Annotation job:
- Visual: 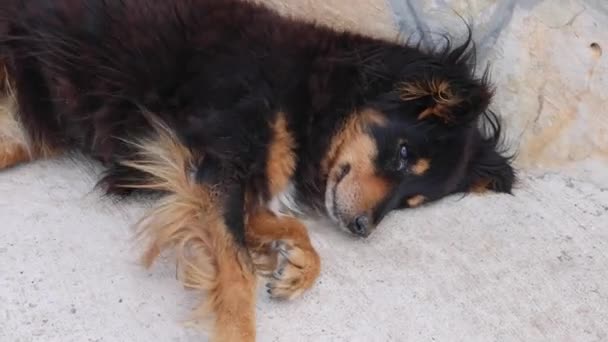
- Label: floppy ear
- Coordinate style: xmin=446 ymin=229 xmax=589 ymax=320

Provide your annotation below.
xmin=398 ymin=77 xmax=492 ymax=124
xmin=466 ymin=137 xmax=515 ymax=194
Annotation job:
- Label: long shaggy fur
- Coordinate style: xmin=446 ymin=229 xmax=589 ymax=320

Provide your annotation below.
xmin=0 ymin=0 xmax=517 ymax=340
xmin=120 ymin=115 xmax=218 ymax=280
xmin=0 ymin=69 xmax=25 ymax=143
xmin=0 ymin=69 xmax=33 ymax=168
xmin=0 ymin=66 xmax=56 ymax=164
xmin=119 ymin=115 xmax=256 ymax=339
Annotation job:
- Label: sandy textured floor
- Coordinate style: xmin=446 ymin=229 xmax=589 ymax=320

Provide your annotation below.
xmin=2 ymin=0 xmax=608 ymax=341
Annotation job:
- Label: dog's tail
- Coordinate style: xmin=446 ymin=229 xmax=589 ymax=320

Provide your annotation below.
xmin=118 ymin=113 xmax=257 ymax=342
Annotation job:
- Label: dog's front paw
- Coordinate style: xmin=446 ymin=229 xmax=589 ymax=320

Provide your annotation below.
xmin=266 ymin=241 xmax=320 ymax=300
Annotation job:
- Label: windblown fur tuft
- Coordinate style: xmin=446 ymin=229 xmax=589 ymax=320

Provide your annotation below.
xmin=121 ymin=115 xmax=219 ymax=310
xmin=119 ymin=115 xmax=256 ymax=339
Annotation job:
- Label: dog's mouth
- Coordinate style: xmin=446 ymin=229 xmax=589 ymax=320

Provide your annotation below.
xmin=323 ymin=163 xmax=377 ymax=238
xmin=324 ymin=164 xmax=351 ymax=229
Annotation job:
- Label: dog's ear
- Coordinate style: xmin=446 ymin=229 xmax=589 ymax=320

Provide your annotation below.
xmin=463 ymin=134 xmax=515 ymax=194
xmin=398 ymin=76 xmax=493 ymax=125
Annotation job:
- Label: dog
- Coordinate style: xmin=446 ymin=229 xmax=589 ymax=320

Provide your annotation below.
xmin=0 ymin=0 xmax=515 ymax=340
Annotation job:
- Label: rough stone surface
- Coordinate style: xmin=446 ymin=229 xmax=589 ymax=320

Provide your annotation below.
xmin=389 ymin=0 xmax=608 ymax=175
xmin=252 ymin=0 xmax=398 ymax=40
xmin=2 ymin=1 xmax=607 ymax=341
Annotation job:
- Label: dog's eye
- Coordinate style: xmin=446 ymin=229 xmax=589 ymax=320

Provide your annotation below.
xmin=396 ymin=144 xmax=408 ymax=171
xmin=399 ymin=145 xmax=408 ymax=159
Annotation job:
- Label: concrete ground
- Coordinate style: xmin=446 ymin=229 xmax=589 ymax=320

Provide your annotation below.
xmin=2 ymin=1 xmax=608 ymax=341
xmin=2 ymin=157 xmax=608 ymax=342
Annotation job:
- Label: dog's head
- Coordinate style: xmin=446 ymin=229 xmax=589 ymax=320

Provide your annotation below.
xmin=320 ymin=37 xmax=515 ymax=237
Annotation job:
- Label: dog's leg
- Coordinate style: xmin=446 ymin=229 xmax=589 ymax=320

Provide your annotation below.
xmin=118 ymin=121 xmax=257 ymax=342
xmin=208 ymin=235 xmax=257 ymax=342
xmin=137 ymin=194 xmax=257 ymax=342
xmin=247 ymin=209 xmax=321 ymax=300
xmin=205 ymin=184 xmax=257 ymax=342
xmin=134 ymin=186 xmax=257 ymax=342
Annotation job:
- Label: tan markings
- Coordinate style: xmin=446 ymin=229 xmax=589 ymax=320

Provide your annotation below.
xmin=399 ymin=79 xmax=460 ymax=104
xmin=399 ymin=79 xmax=462 ymax=122
xmin=266 ymin=112 xmax=296 ymax=197
xmin=321 ymin=108 xmax=386 ymax=175
xmin=470 ymin=178 xmax=492 ymax=193
xmin=210 ymin=246 xmax=256 ymax=342
xmin=341 ymin=127 xmax=390 ymax=214
xmin=411 ymin=158 xmax=431 ymax=176
xmin=247 ymin=209 xmax=320 ymax=300
xmin=417 ymin=103 xmax=452 ymax=121
xmin=358 ymin=172 xmax=391 ymax=214
xmin=0 ymin=142 xmax=30 ymax=169
xmin=326 ymin=117 xmax=391 ymax=219
xmin=321 ymin=116 xmax=358 ymax=176
xmin=0 ymin=64 xmax=57 ymax=169
xmin=1 ymin=73 xmax=31 ymax=169
xmin=360 ymin=107 xmax=388 ymax=127
xmin=120 ymin=116 xmax=256 ymax=342
xmin=407 ymin=195 xmax=426 ymax=207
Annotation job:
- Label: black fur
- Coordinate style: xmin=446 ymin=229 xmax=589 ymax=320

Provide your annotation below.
xmin=0 ymin=0 xmax=515 ymax=242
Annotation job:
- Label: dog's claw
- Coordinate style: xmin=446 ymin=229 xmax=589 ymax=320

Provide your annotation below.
xmin=272 ymin=268 xmax=283 ymax=279
xmin=265 ymin=240 xmax=320 ymax=301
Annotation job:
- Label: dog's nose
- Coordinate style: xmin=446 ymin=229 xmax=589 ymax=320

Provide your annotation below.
xmin=349 ymin=215 xmax=371 ymax=237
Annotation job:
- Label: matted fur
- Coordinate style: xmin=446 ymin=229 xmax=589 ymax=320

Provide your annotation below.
xmin=118 ymin=116 xmax=256 ymax=341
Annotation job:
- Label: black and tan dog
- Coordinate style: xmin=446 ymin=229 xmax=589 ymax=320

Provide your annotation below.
xmin=0 ymin=0 xmax=515 ymax=340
